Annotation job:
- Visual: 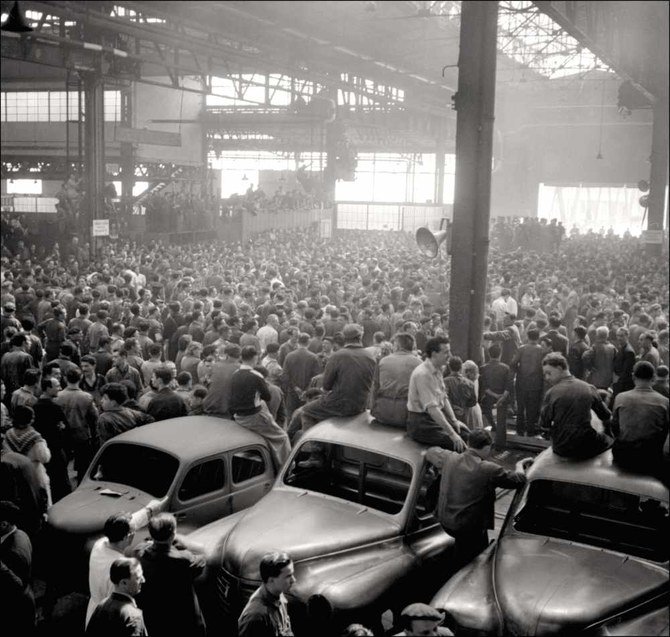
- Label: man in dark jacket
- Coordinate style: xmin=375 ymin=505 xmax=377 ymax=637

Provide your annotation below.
xmin=281 ymin=333 xmax=321 ymax=421
xmin=131 ymin=514 xmax=206 ymax=637
xmin=612 ymin=326 xmax=637 ymax=399
xmin=443 ymin=356 xmax=477 ymax=422
xmin=301 ymin=324 xmax=376 ymax=430
xmin=146 ymin=368 xmax=187 ymax=422
xmin=510 ymin=328 xmax=545 ymax=436
xmin=426 ymin=430 xmax=530 ymax=569
xmin=86 ymin=557 xmax=147 ymax=636
xmin=539 ymin=352 xmax=613 ymax=459
xmin=32 ymin=377 xmax=72 ymax=503
xmin=0 ymin=501 xmax=36 ymax=634
xmin=479 ymin=344 xmax=513 ymax=433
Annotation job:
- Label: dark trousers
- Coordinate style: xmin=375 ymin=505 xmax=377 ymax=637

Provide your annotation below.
xmin=480 ymin=397 xmax=508 ymax=432
xmin=449 ymin=528 xmax=489 ymax=570
xmin=407 ymin=412 xmax=468 ymax=450
xmin=285 ymin=390 xmax=304 ymax=423
xmin=515 ymin=384 xmax=543 ymax=435
xmin=72 ymin=440 xmax=95 ymax=484
xmin=612 ymin=442 xmax=670 ymax=489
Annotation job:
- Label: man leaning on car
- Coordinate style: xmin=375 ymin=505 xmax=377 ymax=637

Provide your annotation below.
xmin=426 ymin=429 xmax=531 ymax=568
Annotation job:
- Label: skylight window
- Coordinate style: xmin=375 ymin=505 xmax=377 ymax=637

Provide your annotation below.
xmin=446 ymin=0 xmax=614 ymax=79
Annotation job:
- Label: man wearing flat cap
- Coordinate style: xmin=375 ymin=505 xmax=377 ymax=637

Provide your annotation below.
xmin=393 ymin=603 xmax=452 ymax=636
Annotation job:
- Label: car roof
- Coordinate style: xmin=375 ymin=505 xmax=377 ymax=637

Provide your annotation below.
xmin=301 ymin=411 xmax=428 ymax=465
xmin=106 ymin=415 xmax=266 ymax=460
xmin=527 ymin=448 xmax=668 ymax=502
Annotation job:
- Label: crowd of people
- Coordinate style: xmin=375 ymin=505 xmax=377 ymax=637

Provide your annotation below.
xmin=1 ymin=220 xmax=668 ymax=635
xmin=144 ymin=190 xmax=219 ymax=234
xmin=221 ymin=182 xmax=324 ymax=219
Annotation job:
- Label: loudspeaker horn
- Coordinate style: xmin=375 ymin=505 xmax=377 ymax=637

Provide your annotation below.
xmin=416 ymin=224 xmax=450 ymax=258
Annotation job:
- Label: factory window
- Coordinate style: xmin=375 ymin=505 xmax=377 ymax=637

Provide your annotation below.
xmin=7 ymin=179 xmax=43 ymax=195
xmin=1 ymin=90 xmax=120 ymax=122
xmin=49 ymin=91 xmax=81 ymax=122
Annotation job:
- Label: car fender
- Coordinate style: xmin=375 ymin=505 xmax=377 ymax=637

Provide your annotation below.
xmin=431 ymin=543 xmax=502 ymax=636
xmin=289 ymin=537 xmax=414 ymax=612
xmin=186 ymin=508 xmax=250 ymax=562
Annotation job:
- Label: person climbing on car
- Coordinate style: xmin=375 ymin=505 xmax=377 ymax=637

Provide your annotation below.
xmin=426 ymin=429 xmax=532 ymax=569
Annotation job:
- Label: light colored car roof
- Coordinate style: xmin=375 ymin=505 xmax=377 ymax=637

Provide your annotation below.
xmin=301 ymin=411 xmax=428 ymax=465
xmin=106 ymin=415 xmax=266 ymax=460
xmin=528 ymin=448 xmax=668 ymax=502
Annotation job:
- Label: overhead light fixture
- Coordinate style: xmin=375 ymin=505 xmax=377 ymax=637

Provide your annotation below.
xmin=1 ymin=1 xmax=33 ymax=32
xmin=242 ymin=174 xmax=249 ymax=181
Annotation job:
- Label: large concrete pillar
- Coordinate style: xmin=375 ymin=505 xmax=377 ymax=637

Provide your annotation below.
xmin=83 ymin=72 xmax=105 ymax=257
xmin=448 ymin=1 xmax=499 ymax=363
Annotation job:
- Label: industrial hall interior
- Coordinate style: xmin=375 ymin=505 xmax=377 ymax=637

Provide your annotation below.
xmin=1 ymin=1 xmax=669 ymax=636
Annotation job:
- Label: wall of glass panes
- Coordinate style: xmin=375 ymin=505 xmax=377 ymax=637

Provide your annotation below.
xmin=336 ymin=203 xmax=450 ymax=232
xmin=0 ymin=91 xmax=121 ymax=122
xmin=206 ymin=150 xmax=456 ymax=211
xmin=536 ymin=183 xmax=666 ymax=237
xmin=335 ymin=153 xmax=456 ymax=206
xmin=208 ymin=150 xmax=325 ymax=197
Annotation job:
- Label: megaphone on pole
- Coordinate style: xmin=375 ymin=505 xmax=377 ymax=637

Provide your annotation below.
xmin=416 ymin=219 xmax=452 ymax=258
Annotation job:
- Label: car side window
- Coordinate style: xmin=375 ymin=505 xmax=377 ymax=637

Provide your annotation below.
xmin=232 ymin=449 xmax=266 ymax=484
xmin=178 ymin=458 xmax=225 ymax=501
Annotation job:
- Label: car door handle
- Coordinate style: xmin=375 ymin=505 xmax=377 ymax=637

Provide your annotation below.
xmin=174 ymin=512 xmax=187 ymax=520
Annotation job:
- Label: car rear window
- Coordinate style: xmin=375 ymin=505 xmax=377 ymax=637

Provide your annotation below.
xmin=513 ymin=479 xmax=669 ymax=562
xmin=283 ymin=442 xmax=412 ymax=515
xmin=91 ymin=443 xmax=179 ymax=498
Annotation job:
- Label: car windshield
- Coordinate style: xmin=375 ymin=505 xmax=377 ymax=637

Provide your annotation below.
xmin=513 ymin=479 xmax=669 ymax=562
xmin=90 ymin=443 xmax=179 ymax=498
xmin=283 ymin=441 xmax=412 ymax=515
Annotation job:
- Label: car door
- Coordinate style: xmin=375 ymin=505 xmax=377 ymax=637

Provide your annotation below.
xmin=405 ymin=462 xmax=454 ymax=568
xmin=171 ymin=454 xmax=231 ymax=532
xmin=228 ymin=445 xmax=274 ymax=513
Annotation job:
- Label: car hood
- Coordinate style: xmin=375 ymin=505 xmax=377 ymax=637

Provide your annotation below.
xmin=494 ymin=535 xmax=669 ymax=636
xmin=47 ymin=482 xmax=152 ymax=535
xmin=222 ymin=488 xmax=401 ymax=580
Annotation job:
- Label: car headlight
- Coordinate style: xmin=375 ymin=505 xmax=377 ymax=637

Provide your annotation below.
xmin=308 ymin=594 xmax=333 ymax=622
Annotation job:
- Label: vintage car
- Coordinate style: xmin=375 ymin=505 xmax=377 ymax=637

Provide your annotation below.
xmin=189 ymin=412 xmax=456 ymax=635
xmin=46 ymin=415 xmax=276 ymax=589
xmin=430 ymin=448 xmax=669 ymax=636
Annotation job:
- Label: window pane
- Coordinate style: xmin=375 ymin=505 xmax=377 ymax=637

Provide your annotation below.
xmin=232 ymin=449 xmax=266 ymax=483
xmin=514 ymin=479 xmax=669 ymax=562
xmin=91 ymin=443 xmax=179 ymax=498
xmin=284 ymin=442 xmax=412 ymax=515
xmin=7 ymin=179 xmax=43 ymax=195
xmin=178 ymin=459 xmax=226 ymax=501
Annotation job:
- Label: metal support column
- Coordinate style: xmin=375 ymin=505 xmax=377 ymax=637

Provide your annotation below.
xmin=646 ymin=98 xmax=669 ymax=256
xmin=119 ymin=86 xmax=134 ymax=235
xmin=324 ymin=121 xmax=338 ymax=232
xmin=83 ymin=72 xmax=105 ymax=258
xmin=448 ymin=1 xmax=499 ymax=364
xmin=434 ymin=125 xmax=446 ymax=205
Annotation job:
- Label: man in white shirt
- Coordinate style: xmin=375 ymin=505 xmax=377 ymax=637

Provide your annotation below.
xmin=491 ymin=288 xmax=518 ymax=330
xmin=85 ymin=499 xmax=165 ymax=628
xmin=257 ymin=314 xmax=280 ymax=355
